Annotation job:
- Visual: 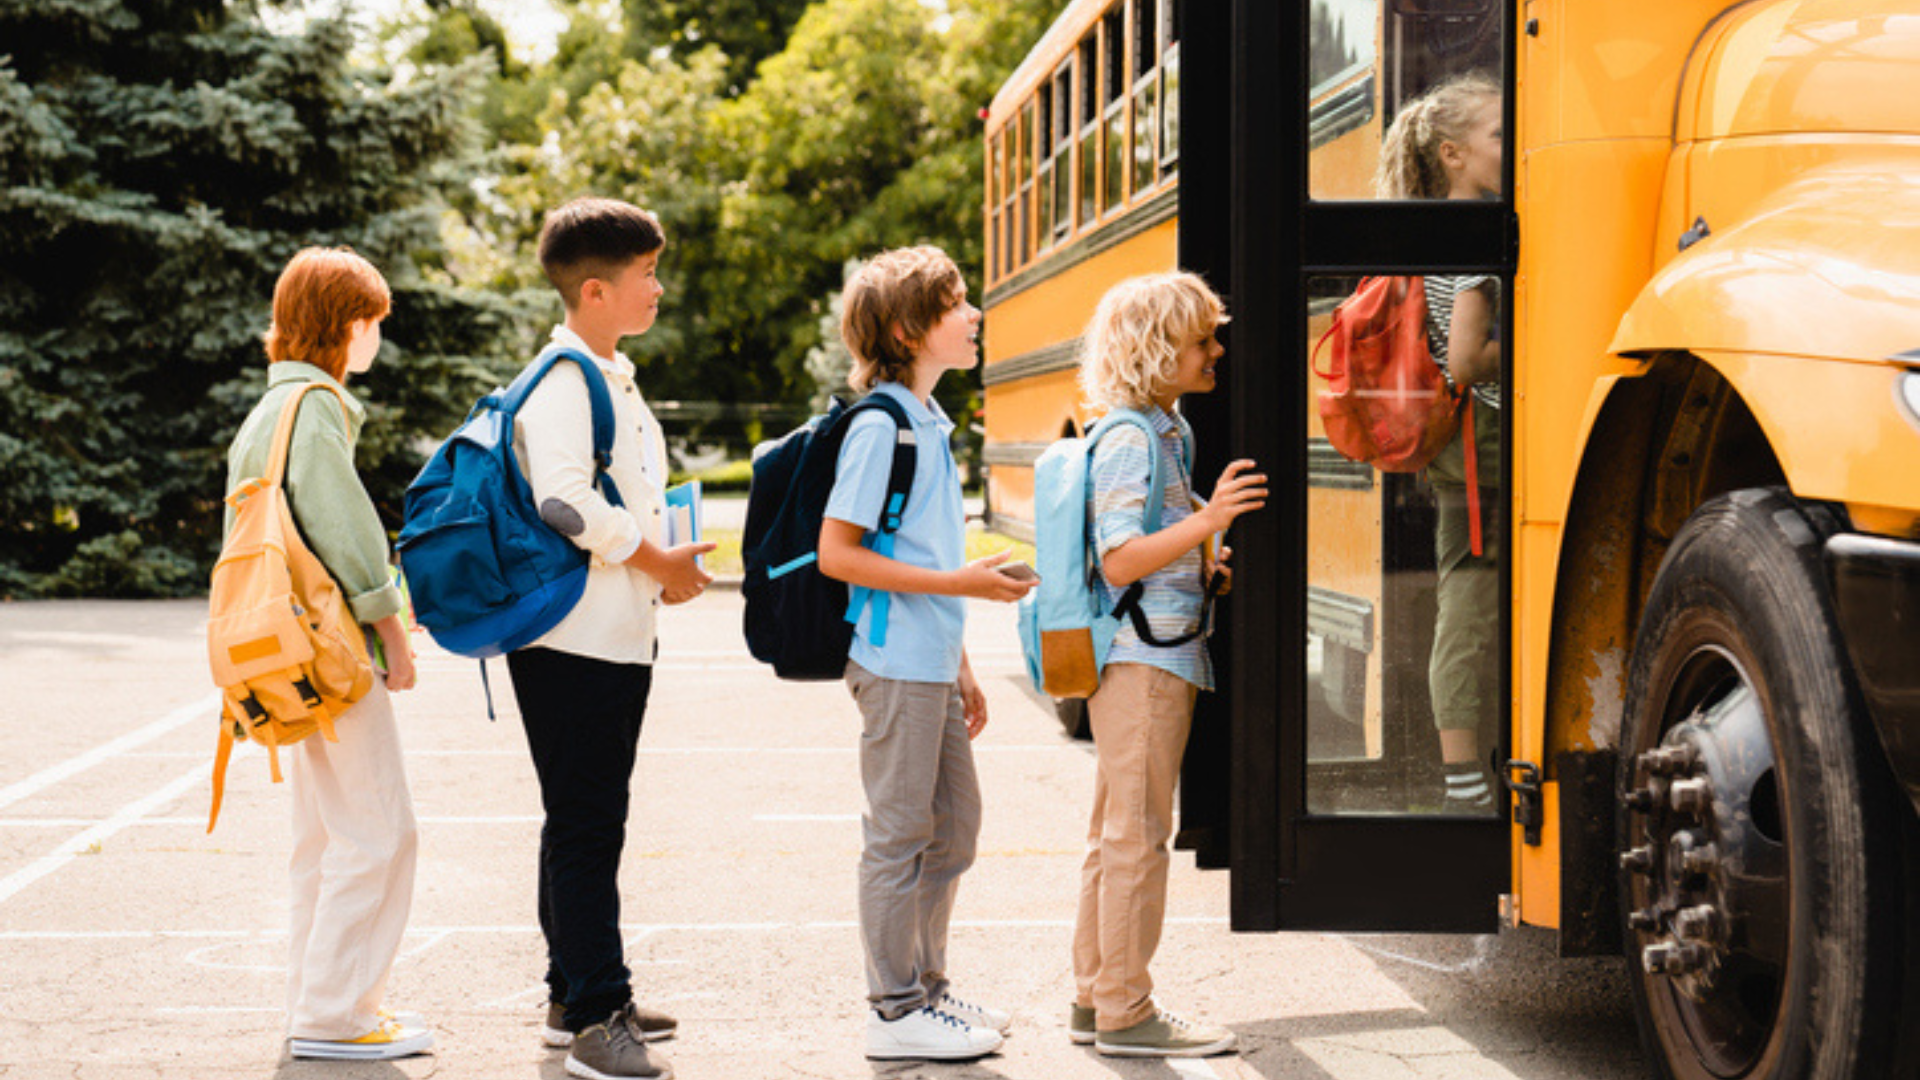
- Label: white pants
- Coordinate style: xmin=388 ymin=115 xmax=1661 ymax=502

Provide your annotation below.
xmin=285 ymin=679 xmax=419 ymax=1040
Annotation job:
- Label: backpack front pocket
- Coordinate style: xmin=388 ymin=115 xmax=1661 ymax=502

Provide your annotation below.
xmin=399 ymin=515 xmax=517 ymax=625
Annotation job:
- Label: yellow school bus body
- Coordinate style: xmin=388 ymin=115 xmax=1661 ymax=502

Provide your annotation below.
xmin=991 ymin=0 xmax=1920 ymax=1071
xmin=1513 ymin=0 xmax=1920 ymax=928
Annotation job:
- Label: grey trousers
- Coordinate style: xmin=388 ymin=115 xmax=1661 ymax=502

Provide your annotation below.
xmin=846 ymin=660 xmax=983 ymax=1019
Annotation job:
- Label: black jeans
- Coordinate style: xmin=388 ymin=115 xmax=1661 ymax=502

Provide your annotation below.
xmin=506 ymin=646 xmax=652 ymax=1031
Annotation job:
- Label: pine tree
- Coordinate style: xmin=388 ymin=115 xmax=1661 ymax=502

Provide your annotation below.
xmin=0 ymin=0 xmax=523 ymax=597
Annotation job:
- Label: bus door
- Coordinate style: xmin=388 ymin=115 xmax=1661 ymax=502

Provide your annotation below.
xmin=1179 ymin=0 xmax=1516 ymax=932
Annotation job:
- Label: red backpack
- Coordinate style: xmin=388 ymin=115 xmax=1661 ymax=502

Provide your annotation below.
xmin=1312 ymin=275 xmax=1482 ymax=554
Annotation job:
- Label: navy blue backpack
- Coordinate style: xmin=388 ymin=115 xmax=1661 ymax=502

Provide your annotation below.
xmin=397 ymin=347 xmax=624 ymax=661
xmin=742 ymin=394 xmax=914 ymax=680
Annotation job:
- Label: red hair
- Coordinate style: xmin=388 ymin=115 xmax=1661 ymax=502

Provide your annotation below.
xmin=263 ymin=247 xmax=392 ymax=380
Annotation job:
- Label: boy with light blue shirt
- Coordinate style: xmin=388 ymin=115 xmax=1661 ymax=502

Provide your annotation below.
xmin=816 ymin=246 xmax=1037 ymax=1063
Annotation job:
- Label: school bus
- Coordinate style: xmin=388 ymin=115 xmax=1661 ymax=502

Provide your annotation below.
xmin=982 ymin=2 xmax=1920 ymax=1077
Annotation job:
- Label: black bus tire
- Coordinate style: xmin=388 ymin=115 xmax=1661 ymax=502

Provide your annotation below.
xmin=1617 ymin=488 xmax=1902 ymax=1080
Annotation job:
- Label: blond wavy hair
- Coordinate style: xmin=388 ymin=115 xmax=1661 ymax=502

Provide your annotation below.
xmin=1374 ymin=71 xmax=1499 ymax=200
xmin=1078 ymin=271 xmax=1228 ymax=410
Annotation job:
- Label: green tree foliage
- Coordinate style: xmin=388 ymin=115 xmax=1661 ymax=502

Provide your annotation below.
xmin=0 ymin=0 xmax=521 ymax=598
xmin=624 ymin=0 xmax=813 ymax=95
xmin=466 ymin=0 xmax=1056 ymax=418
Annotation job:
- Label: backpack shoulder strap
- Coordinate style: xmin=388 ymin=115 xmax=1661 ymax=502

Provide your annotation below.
xmin=844 ymin=393 xmax=916 ymax=537
xmin=264 ymin=382 xmax=351 ymax=490
xmin=499 ymin=346 xmax=625 ymax=508
xmin=841 ymin=392 xmax=920 ymax=650
xmin=1087 ymin=407 xmax=1171 ymax=534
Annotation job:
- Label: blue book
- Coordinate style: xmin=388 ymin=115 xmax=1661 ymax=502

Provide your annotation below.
xmin=665 ymin=480 xmax=703 ymax=566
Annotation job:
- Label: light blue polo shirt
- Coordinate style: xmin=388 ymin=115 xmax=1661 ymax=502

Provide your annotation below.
xmin=824 ymin=381 xmax=967 ymax=684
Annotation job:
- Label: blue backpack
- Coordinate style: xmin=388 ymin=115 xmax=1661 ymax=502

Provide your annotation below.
xmin=742 ymin=394 xmax=914 ymax=680
xmin=1017 ymin=408 xmax=1210 ymax=699
xmin=397 ymin=347 xmax=624 ymax=661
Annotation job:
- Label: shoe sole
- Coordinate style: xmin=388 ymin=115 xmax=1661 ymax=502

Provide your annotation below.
xmin=546 ymin=1026 xmax=673 ymax=1049
xmin=867 ymin=1033 xmax=1006 ymax=1062
xmin=1069 ymin=1030 xmax=1096 ymax=1045
xmin=565 ymin=1055 xmax=674 ymax=1080
xmin=290 ymin=1033 xmax=435 ymax=1060
xmin=866 ymin=1048 xmax=1003 ymax=1062
xmin=1094 ymin=1034 xmax=1237 ymax=1058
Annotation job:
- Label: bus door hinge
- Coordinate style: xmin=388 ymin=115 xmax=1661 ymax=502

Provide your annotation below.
xmin=1505 ymin=760 xmax=1544 ymax=846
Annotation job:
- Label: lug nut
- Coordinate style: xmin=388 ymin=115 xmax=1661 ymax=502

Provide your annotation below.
xmin=1628 ymin=907 xmax=1660 ymax=932
xmin=1674 ymin=904 xmax=1718 ymax=942
xmin=1643 ymin=941 xmax=1709 ymax=975
xmin=1624 ymin=786 xmax=1657 ymax=812
xmin=1681 ymin=843 xmax=1718 ymax=877
xmin=1640 ymin=745 xmax=1697 ymax=776
xmin=1620 ymin=845 xmax=1655 ymax=873
xmin=1670 ymin=778 xmax=1713 ymax=814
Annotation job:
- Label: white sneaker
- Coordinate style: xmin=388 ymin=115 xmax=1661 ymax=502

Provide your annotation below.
xmin=865 ymin=1005 xmax=1005 ymax=1061
xmin=934 ymin=990 xmax=1012 ymax=1034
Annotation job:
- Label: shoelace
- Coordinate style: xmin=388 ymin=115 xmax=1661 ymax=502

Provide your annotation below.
xmin=922 ymin=1006 xmax=969 ymax=1029
xmin=941 ymin=993 xmax=987 ymax=1017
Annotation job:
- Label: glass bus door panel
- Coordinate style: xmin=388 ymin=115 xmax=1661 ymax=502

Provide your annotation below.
xmin=1309 ymin=0 xmax=1504 ymax=201
xmin=1302 ymin=274 xmax=1502 ymax=818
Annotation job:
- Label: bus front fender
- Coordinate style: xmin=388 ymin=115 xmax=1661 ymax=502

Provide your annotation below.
xmin=1610 ymin=161 xmax=1920 ymax=368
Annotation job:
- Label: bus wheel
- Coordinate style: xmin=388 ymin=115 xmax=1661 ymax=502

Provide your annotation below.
xmin=1617 ymin=488 xmax=1899 ymax=1080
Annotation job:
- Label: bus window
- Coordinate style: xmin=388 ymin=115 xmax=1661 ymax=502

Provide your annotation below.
xmin=1078 ymin=34 xmax=1099 ymax=227
xmin=1037 ymin=81 xmax=1056 ymax=249
xmin=1018 ymin=100 xmax=1034 ymax=265
xmin=987 ymin=132 xmax=1002 ymax=282
xmin=1305 ymin=272 xmax=1506 ymax=815
xmin=1130 ymin=0 xmax=1158 ymax=195
xmin=1052 ymin=63 xmax=1074 ymax=240
xmin=1158 ymin=0 xmax=1179 ymax=177
xmin=1309 ymin=0 xmax=1502 ymax=200
xmin=1102 ymin=5 xmax=1125 ymax=214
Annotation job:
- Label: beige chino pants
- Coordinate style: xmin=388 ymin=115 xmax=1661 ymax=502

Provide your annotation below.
xmin=285 ymin=678 xmax=419 ymax=1040
xmin=1072 ymin=662 xmax=1197 ymax=1031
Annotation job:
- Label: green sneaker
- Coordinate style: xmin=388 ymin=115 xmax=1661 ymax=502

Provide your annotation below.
xmin=1094 ymin=1008 xmax=1236 ymax=1058
xmin=1068 ymin=1004 xmax=1096 ymax=1045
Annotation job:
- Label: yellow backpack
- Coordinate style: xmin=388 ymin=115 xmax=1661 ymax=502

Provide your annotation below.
xmin=204 ymin=382 xmax=375 ymax=831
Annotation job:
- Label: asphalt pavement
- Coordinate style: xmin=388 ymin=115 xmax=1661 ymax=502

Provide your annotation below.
xmin=0 ymin=593 xmax=1644 ymax=1080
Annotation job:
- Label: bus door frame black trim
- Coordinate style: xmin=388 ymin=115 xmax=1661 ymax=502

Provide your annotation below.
xmin=1182 ymin=0 xmax=1517 ymax=934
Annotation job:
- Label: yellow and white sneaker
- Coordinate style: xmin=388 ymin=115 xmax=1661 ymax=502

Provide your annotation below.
xmin=291 ymin=1017 xmax=435 ymax=1061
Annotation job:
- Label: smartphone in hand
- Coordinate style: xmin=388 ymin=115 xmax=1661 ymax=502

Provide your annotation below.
xmin=997 ymin=560 xmax=1039 ymax=582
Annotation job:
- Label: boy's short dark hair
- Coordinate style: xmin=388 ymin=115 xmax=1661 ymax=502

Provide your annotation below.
xmin=537 ymin=197 xmax=666 ymax=309
xmin=841 ymin=246 xmax=964 ymax=392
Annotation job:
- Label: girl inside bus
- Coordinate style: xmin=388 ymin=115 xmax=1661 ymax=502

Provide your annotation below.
xmin=1376 ymin=71 xmax=1505 ymax=813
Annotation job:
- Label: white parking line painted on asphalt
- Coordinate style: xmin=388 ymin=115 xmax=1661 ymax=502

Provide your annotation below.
xmin=0 ymin=759 xmax=212 ymax=905
xmin=1169 ymin=1058 xmax=1223 ymax=1080
xmin=0 ymin=692 xmax=217 ymax=812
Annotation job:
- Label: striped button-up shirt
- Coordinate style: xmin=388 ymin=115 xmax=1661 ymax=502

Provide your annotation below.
xmin=1090 ymin=405 xmax=1213 ymax=691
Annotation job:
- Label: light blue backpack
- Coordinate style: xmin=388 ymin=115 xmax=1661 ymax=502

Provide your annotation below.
xmin=1017 ymin=408 xmax=1206 ymax=699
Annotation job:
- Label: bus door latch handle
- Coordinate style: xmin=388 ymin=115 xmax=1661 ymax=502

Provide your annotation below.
xmin=1504 ymin=760 xmax=1545 ymax=846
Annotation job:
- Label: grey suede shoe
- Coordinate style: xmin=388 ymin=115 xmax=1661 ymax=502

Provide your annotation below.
xmin=1094 ymin=1008 xmax=1237 ymax=1058
xmin=1068 ymin=1003 xmax=1096 ymax=1045
xmin=548 ymin=1000 xmax=676 ymax=1050
xmin=566 ymin=1004 xmax=675 ymax=1080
